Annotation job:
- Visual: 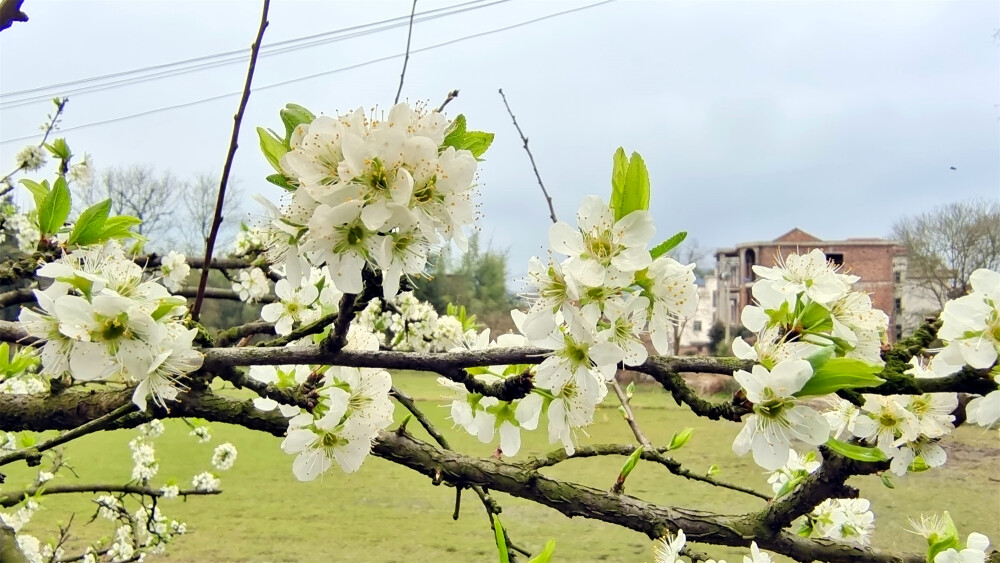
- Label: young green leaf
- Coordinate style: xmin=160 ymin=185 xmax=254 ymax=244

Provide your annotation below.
xmin=667 ymin=427 xmax=694 ymax=451
xmin=619 ymin=151 xmax=650 ymax=219
xmin=266 ymin=173 xmax=295 ymax=191
xmin=619 ymin=446 xmax=644 ymax=480
xmin=879 ymin=473 xmax=894 ymax=489
xmin=442 ymin=114 xmax=467 ymax=148
xmin=19 ymin=179 xmax=49 ymax=210
xmin=67 ymin=198 xmax=112 ymax=246
xmin=649 ymin=231 xmax=687 ymax=259
xmin=99 ymin=216 xmax=142 ymax=241
xmin=826 ymin=438 xmax=888 ymax=462
xmin=795 ymin=358 xmax=884 ymax=397
xmin=257 ymin=127 xmax=288 ymax=173
xmin=492 ymin=514 xmax=510 ymax=563
xmin=527 ymin=540 xmax=556 ymax=563
xmin=38 ymin=176 xmax=72 ymax=235
xmin=280 ymin=103 xmax=315 ymax=144
xmin=610 ymin=147 xmax=628 ymax=218
xmin=45 ymin=138 xmax=71 ymax=160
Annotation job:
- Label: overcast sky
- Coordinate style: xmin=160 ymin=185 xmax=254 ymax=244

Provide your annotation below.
xmin=1 ymin=0 xmax=997 ymax=283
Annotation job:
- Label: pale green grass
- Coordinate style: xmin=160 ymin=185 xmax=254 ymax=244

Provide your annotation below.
xmin=5 ymin=373 xmax=999 ymax=563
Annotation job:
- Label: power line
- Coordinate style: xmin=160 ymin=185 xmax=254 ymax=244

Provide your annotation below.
xmin=0 ymin=0 xmax=492 ymax=100
xmin=0 ymin=1 xmax=614 ymax=145
xmin=0 ymin=0 xmax=507 ymax=108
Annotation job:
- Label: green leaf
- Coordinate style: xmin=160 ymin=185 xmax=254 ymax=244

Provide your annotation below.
xmin=625 ymin=381 xmax=635 ymax=400
xmin=610 ymin=147 xmax=628 ymax=217
xmin=492 ymin=514 xmax=510 ymax=563
xmin=618 ymin=446 xmax=644 ymax=480
xmin=650 ymin=231 xmax=687 ymax=259
xmin=279 ymin=103 xmax=315 ymax=144
xmin=441 ymin=115 xmax=493 ymax=158
xmin=19 ymin=179 xmax=49 ymax=211
xmin=707 ymin=464 xmax=720 ymax=476
xmin=799 ymin=300 xmax=833 ymax=332
xmin=257 ymin=127 xmax=288 ymax=173
xmin=99 ymin=216 xmax=142 ymax=240
xmin=618 ymin=152 xmax=650 ymax=220
xmin=803 ymin=345 xmax=836 ymax=374
xmin=880 ymin=473 xmax=895 ymax=489
xmin=38 ymin=176 xmax=72 ymax=235
xmin=667 ymin=427 xmax=694 ymax=451
xmin=796 ymin=358 xmax=884 ymax=397
xmin=459 ymin=131 xmax=494 ymax=158
xmin=45 ymin=138 xmax=71 ymax=160
xmin=67 ymin=199 xmax=112 ymax=246
xmin=442 ymin=115 xmax=468 ymax=148
xmin=826 ymin=438 xmax=887 ymax=462
xmin=527 ymin=540 xmax=556 ymax=563
xmin=266 ymin=173 xmax=295 ymax=191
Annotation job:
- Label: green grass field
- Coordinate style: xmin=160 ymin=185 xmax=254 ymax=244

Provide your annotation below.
xmin=6 ymin=373 xmax=999 ymax=563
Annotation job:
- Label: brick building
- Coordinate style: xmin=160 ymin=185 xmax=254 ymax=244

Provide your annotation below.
xmin=713 ymin=228 xmax=907 ymax=343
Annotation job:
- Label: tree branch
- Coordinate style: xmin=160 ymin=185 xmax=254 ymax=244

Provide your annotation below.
xmin=0 ymin=484 xmax=219 ymax=508
xmin=192 ymin=0 xmax=270 ymax=320
xmin=393 ymin=0 xmax=418 ymax=105
xmin=498 ymin=88 xmax=557 ymax=224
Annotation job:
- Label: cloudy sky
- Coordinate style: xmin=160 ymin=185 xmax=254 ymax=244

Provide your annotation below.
xmin=1 ymin=0 xmax=997 ymax=282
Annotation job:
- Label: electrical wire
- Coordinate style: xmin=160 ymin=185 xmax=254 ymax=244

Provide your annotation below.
xmin=0 ymin=0 xmax=507 ymax=108
xmin=0 ymin=0 xmax=493 ymax=100
xmin=0 ymin=1 xmax=614 ymax=145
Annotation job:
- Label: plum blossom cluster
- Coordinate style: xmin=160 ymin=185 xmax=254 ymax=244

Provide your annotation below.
xmin=731 ymin=360 xmax=830 ymax=470
xmin=18 ymin=241 xmax=204 ymax=411
xmin=803 ymin=498 xmax=875 ymax=546
xmin=258 ymin=267 xmax=343 ymax=335
xmin=930 ymin=268 xmax=1000 ymax=431
xmin=0 ymin=205 xmax=41 ymax=252
xmin=652 ymin=528 xmax=772 ymax=563
xmin=280 ymin=329 xmax=394 ymax=480
xmin=438 ymin=329 xmax=536 ymax=456
xmin=356 ymin=291 xmax=469 ymax=352
xmin=735 ymin=248 xmax=889 ymax=368
xmin=158 ymin=251 xmax=190 ymax=292
xmin=823 ymin=357 xmax=959 ymax=476
xmin=505 ymin=196 xmax=698 ymax=454
xmin=255 ymin=102 xmax=483 ymax=299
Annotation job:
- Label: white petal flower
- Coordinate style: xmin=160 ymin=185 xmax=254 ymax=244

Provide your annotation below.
xmin=732 ymin=361 xmax=830 ymax=470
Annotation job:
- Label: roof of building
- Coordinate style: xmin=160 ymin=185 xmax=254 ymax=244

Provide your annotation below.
xmin=714 ymin=229 xmax=903 ymax=256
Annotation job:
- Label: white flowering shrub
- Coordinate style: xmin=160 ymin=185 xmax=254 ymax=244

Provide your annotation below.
xmin=0 ymin=88 xmax=996 ymax=563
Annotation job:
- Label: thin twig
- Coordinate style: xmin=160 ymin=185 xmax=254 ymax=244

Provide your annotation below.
xmin=436 ymin=89 xmax=459 ymax=112
xmin=192 ymin=0 xmax=270 ymax=320
xmin=390 ymin=386 xmax=529 ymax=559
xmin=0 ymin=403 xmax=136 ymax=468
xmin=611 ymin=378 xmax=652 ymax=449
xmin=394 ymin=0 xmax=418 ymax=105
xmin=498 ymin=88 xmax=557 ymax=224
xmin=0 ymin=484 xmax=219 ymax=508
xmin=0 ymin=97 xmax=68 ymax=194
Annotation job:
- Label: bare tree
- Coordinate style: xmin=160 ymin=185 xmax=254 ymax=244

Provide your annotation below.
xmin=78 ymin=165 xmax=182 ymax=243
xmin=174 ymin=173 xmax=244 ymax=254
xmin=891 ymin=199 xmax=1000 ymax=310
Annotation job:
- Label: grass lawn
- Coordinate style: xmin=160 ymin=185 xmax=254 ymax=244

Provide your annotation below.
xmin=5 ymin=372 xmax=999 ymax=562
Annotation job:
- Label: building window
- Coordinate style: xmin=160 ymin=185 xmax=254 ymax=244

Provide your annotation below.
xmin=825 ymin=253 xmax=844 ymax=266
xmin=894 ymin=271 xmax=901 ymax=283
xmin=894 ymin=297 xmax=902 ymax=313
xmin=895 ymin=324 xmax=903 ymax=341
xmin=693 ymin=320 xmax=703 ymax=332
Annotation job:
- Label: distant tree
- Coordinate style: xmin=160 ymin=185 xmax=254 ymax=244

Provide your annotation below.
xmin=78 ymin=167 xmax=243 ymax=254
xmin=173 ymin=173 xmax=244 ymax=254
xmin=78 ymin=165 xmax=180 ymax=243
xmin=412 ymin=232 xmax=513 ymax=330
xmin=891 ymin=199 xmax=1000 ymax=308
